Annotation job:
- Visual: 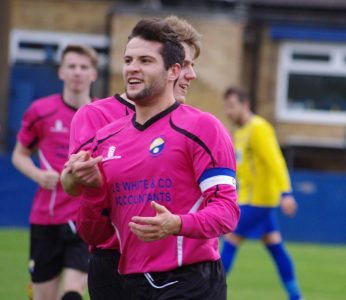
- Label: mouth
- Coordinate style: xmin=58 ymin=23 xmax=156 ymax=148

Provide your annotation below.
xmin=179 ymin=84 xmax=189 ymax=93
xmin=127 ymin=78 xmax=144 ymax=91
xmin=128 ymin=78 xmax=143 ymax=85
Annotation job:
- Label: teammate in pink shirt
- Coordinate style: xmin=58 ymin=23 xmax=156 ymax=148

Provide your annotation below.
xmin=61 ymin=15 xmax=202 ymax=300
xmin=76 ymin=18 xmax=239 ymax=300
xmin=12 ymin=45 xmax=98 ymax=300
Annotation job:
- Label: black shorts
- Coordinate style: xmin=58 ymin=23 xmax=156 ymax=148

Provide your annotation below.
xmin=123 ymin=260 xmax=227 ymax=300
xmin=29 ymin=223 xmax=89 ymax=283
xmin=88 ymin=249 xmax=130 ymax=300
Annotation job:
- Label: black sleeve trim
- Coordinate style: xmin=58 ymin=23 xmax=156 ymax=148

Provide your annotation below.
xmin=169 ymin=117 xmax=216 ymax=167
xmin=27 ymin=109 xmax=58 ymax=131
xmin=73 ymin=136 xmax=95 ymax=154
xmin=92 ymin=128 xmax=124 ymax=154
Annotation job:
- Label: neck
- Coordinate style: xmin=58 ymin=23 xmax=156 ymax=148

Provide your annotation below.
xmin=135 ymin=92 xmax=176 ymax=125
xmin=240 ymin=111 xmax=253 ymax=126
xmin=63 ymin=89 xmax=91 ymax=108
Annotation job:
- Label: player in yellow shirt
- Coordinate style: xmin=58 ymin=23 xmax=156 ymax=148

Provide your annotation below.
xmin=221 ymin=86 xmax=303 ymax=300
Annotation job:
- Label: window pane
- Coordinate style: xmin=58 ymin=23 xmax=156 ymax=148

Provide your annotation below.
xmin=287 ymin=73 xmax=346 ymax=111
xmin=292 ymin=53 xmax=330 ymax=62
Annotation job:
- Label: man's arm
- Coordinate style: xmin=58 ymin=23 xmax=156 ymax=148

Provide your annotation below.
xmin=73 ymin=156 xmax=114 ymax=246
xmin=61 ymin=151 xmax=89 ymax=196
xmin=61 ymin=167 xmax=81 ymax=196
xmin=12 ymin=141 xmax=59 ymax=190
xmin=130 ymin=113 xmax=240 ymax=241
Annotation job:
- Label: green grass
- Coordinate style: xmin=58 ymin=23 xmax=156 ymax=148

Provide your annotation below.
xmin=0 ymin=229 xmax=345 ymax=299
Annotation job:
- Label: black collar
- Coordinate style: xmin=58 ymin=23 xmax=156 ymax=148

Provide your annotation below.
xmin=132 ymin=102 xmax=180 ymax=131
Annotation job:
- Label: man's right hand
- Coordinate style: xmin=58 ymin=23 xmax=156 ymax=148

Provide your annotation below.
xmin=36 ymin=169 xmax=60 ymax=190
xmin=66 ymin=151 xmax=103 ymax=188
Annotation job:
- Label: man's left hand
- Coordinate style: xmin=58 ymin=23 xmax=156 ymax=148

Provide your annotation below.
xmin=129 ymin=201 xmax=182 ymax=242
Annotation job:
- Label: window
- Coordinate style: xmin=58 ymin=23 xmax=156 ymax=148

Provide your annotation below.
xmin=10 ymin=29 xmax=109 ymax=68
xmin=276 ymin=41 xmax=346 ymax=125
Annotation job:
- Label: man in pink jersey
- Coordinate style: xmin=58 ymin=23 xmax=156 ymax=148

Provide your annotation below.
xmin=75 ymin=18 xmax=240 ymax=300
xmin=12 ymin=45 xmax=98 ymax=300
xmin=61 ymin=15 xmax=202 ymax=300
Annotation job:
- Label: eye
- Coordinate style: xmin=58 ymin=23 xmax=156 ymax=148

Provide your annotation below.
xmin=141 ymin=57 xmax=151 ymax=64
xmin=124 ymin=57 xmax=132 ymax=64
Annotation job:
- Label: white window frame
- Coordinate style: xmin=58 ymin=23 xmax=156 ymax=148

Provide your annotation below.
xmin=276 ymin=41 xmax=346 ymax=125
xmin=9 ymin=29 xmax=109 ymax=68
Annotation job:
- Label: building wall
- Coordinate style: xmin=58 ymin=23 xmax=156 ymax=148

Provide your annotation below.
xmin=1 ymin=0 xmax=112 ymax=150
xmin=10 ymin=0 xmax=111 ymax=33
xmin=109 ymin=13 xmax=245 ymax=127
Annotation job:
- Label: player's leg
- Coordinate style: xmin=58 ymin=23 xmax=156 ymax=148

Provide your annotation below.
xmin=33 ymin=277 xmax=60 ymax=300
xmin=221 ymin=232 xmax=243 ymax=274
xmin=261 ymin=212 xmax=303 ymax=300
xmin=221 ymin=204 xmax=267 ymax=274
xmin=61 ymin=268 xmax=87 ymax=300
xmin=88 ymin=249 xmax=128 ymax=300
xmin=29 ymin=224 xmax=64 ymax=300
xmin=60 ymin=223 xmax=89 ymax=300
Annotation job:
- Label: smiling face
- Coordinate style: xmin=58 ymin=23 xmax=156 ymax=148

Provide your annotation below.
xmin=173 ymin=42 xmax=197 ymax=103
xmin=123 ymin=37 xmax=171 ymax=105
xmin=58 ymin=52 xmax=97 ymax=94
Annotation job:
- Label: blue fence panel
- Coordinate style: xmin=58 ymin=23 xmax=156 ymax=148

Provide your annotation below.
xmin=278 ymin=170 xmax=346 ymax=244
xmin=7 ymin=62 xmax=63 ymax=150
xmin=1 ymin=155 xmax=346 ymax=245
xmin=0 ymin=154 xmax=36 ymax=227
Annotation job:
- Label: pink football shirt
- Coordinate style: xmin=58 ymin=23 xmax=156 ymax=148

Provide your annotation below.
xmin=78 ymin=102 xmax=240 ymax=274
xmin=17 ymin=94 xmax=81 ymax=224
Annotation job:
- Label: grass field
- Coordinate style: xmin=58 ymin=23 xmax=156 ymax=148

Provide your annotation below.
xmin=0 ymin=229 xmax=345 ymax=300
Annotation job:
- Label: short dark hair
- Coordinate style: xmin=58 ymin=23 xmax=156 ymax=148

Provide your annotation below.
xmin=61 ymin=44 xmax=98 ymax=69
xmin=164 ymin=15 xmax=202 ymax=60
xmin=223 ymin=86 xmax=249 ymax=102
xmin=128 ymin=18 xmax=185 ymax=70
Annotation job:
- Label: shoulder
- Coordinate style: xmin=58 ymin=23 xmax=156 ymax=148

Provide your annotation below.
xmin=251 ymin=115 xmax=274 ymax=131
xmin=27 ymin=94 xmax=61 ymax=115
xmin=252 ymin=115 xmax=271 ymax=127
xmin=172 ymin=104 xmax=226 ymax=134
xmin=84 ymin=95 xmax=118 ymax=110
xmin=96 ymin=114 xmax=132 ymax=141
xmin=81 ymin=94 xmax=134 ymax=115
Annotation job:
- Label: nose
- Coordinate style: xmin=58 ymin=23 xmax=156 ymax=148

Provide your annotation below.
xmin=73 ymin=66 xmax=83 ymax=75
xmin=185 ymin=65 xmax=197 ymax=80
xmin=124 ymin=60 xmax=140 ymax=73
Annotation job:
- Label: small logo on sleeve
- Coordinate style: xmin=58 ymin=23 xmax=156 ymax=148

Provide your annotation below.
xmin=149 ymin=137 xmax=165 ymax=156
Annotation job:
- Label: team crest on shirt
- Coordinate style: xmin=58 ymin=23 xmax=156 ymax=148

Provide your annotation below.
xmin=149 ymin=137 xmax=165 ymax=156
xmin=50 ymin=119 xmax=68 ymax=133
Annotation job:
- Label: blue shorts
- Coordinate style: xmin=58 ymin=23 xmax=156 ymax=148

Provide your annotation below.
xmin=234 ymin=205 xmax=280 ymax=239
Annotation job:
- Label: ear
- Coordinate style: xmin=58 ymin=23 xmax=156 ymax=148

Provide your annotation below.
xmin=168 ymin=63 xmax=181 ymax=82
xmin=91 ymin=68 xmax=98 ymax=82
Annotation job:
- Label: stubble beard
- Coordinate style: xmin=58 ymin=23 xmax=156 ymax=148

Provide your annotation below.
xmin=126 ymin=78 xmax=166 ymax=106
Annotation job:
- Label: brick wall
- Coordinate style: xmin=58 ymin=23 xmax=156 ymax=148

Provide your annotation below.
xmin=11 ymin=0 xmax=111 ymax=33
